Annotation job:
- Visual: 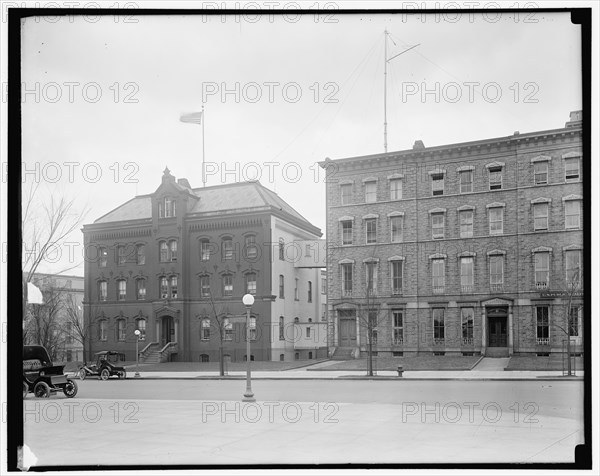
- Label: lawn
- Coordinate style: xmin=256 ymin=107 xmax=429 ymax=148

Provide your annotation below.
xmin=309 ymin=355 xmax=483 ymax=371
xmin=505 ymin=354 xmax=585 ymax=371
xmin=120 ymin=359 xmax=326 ymax=372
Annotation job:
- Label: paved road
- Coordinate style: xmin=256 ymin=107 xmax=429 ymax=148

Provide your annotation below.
xmin=23 ymin=379 xmax=584 ymax=467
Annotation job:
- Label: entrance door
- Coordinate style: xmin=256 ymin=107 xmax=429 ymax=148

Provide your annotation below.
xmin=161 ymin=316 xmax=174 ymax=346
xmin=488 ymin=317 xmax=507 ymax=347
xmin=339 ymin=319 xmax=357 ymax=347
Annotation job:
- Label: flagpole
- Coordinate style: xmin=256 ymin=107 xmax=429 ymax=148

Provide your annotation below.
xmin=202 ymin=104 xmax=206 ymax=187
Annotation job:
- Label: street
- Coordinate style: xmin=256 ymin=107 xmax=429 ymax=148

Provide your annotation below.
xmin=23 ymin=379 xmax=584 ymax=466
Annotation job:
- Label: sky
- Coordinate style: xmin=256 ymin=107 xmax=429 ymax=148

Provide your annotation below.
xmin=15 ymin=3 xmax=585 ymax=276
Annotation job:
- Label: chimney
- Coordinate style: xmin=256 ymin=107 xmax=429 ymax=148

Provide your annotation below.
xmin=413 ymin=140 xmax=425 ymax=150
xmin=565 ymin=110 xmax=582 ymax=128
xmin=177 ymin=178 xmax=192 ymax=189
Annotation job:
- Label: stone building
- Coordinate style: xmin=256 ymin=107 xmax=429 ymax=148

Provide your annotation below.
xmin=82 ymin=169 xmax=326 ymax=363
xmin=322 ymin=111 xmax=584 ymax=358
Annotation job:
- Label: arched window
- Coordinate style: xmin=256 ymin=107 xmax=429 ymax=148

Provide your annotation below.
xmin=99 ymin=247 xmax=107 ymax=267
xmin=223 ymin=318 xmax=233 ymax=341
xmin=117 ymin=279 xmax=126 ymax=301
xmin=136 ymin=244 xmax=146 ymax=265
xmin=98 ymin=319 xmax=108 ymax=341
xmin=136 ymin=278 xmax=146 ymax=300
xmin=200 ymin=239 xmax=211 ymax=261
xmin=170 ymin=276 xmax=178 ymax=298
xmin=245 ymin=235 xmax=257 ymax=259
xmin=160 ymin=277 xmax=169 ymax=299
xmin=200 ymin=275 xmax=210 ymax=297
xmin=116 ymin=319 xmax=126 ymax=341
xmin=98 ymin=280 xmax=108 ymax=301
xmin=279 ymin=238 xmax=285 ymax=260
xmin=159 ymin=241 xmax=168 ymax=262
xmin=136 ymin=318 xmax=146 ymax=341
xmin=279 ymin=316 xmax=285 ymax=340
xmin=169 ymin=240 xmax=178 ymax=262
xmin=200 ymin=354 xmax=209 ymax=363
xmin=201 ymin=318 xmax=210 ymax=340
xmin=249 ymin=316 xmax=257 ymax=341
xmin=246 ymin=272 xmax=257 ymax=295
xmin=222 ymin=238 xmax=233 ymax=260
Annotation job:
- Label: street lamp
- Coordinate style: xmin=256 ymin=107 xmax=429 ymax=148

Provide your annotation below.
xmin=242 ymin=293 xmax=255 ymax=402
xmin=134 ymin=329 xmax=141 ymax=378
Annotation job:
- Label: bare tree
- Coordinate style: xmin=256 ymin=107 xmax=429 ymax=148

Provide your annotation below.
xmin=355 ymin=286 xmax=389 ymax=377
xmin=553 ymin=265 xmax=582 ymax=376
xmin=63 ymin=293 xmax=91 ymax=364
xmin=201 ymin=289 xmax=231 ymax=376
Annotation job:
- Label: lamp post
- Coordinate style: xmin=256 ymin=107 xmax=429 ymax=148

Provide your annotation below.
xmin=134 ymin=329 xmax=141 ymax=378
xmin=242 ymin=293 xmax=255 ymax=402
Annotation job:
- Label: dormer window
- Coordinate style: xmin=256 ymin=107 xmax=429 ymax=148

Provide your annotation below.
xmin=159 ymin=196 xmax=177 ymax=218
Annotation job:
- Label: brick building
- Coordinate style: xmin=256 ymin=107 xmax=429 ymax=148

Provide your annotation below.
xmin=82 ymin=169 xmax=326 ymax=363
xmin=321 ymin=111 xmax=584 ymax=358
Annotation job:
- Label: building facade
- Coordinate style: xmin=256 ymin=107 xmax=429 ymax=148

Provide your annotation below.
xmin=82 ymin=170 xmax=326 ymax=363
xmin=322 ymin=111 xmax=584 ymax=358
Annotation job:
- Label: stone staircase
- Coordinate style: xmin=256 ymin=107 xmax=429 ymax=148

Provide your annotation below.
xmin=143 ymin=350 xmax=162 ymax=364
xmin=139 ymin=342 xmax=178 ymax=364
xmin=331 ymin=347 xmax=355 ymax=360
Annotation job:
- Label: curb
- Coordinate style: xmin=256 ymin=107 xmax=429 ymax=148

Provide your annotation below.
xmin=119 ymin=375 xmax=584 ymax=382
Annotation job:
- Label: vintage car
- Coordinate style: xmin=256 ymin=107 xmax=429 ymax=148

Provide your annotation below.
xmin=23 ymin=345 xmax=78 ymax=398
xmin=79 ymin=351 xmax=127 ymax=380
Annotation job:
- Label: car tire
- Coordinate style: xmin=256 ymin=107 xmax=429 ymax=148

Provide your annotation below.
xmin=63 ymin=379 xmax=78 ymax=398
xmin=79 ymin=369 xmax=86 ymax=380
xmin=34 ymin=381 xmax=51 ymax=398
xmin=118 ymin=370 xmax=126 ymax=379
xmin=23 ymin=382 xmax=29 ymax=399
xmin=100 ymin=368 xmax=110 ymax=381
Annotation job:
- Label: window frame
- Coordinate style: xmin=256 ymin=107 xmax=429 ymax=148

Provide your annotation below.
xmin=431 ymin=173 xmax=444 ymax=196
xmin=461 ymin=307 xmax=474 ymax=345
xmin=389 ymin=179 xmax=402 ymax=200
xmin=459 ymin=170 xmax=473 ymax=194
xmin=535 ymin=306 xmax=549 ymax=344
xmin=364 ymin=181 xmax=377 ymax=203
xmin=341 ymin=220 xmax=353 ymax=245
xmin=460 ymin=256 xmax=474 ymax=291
xmin=564 ymin=158 xmax=580 ymax=182
xmin=533 ymin=202 xmax=549 ymax=231
xmin=365 ymin=218 xmax=377 ymax=244
xmin=564 ymin=200 xmax=581 ymax=229
xmin=136 ymin=244 xmax=146 ymax=265
xmin=390 ymin=260 xmax=403 ymax=295
xmin=432 ymin=258 xmax=445 ymax=293
xmin=431 ymin=213 xmax=445 ymax=240
xmin=488 ymin=207 xmax=504 ymax=235
xmin=246 ymin=272 xmax=257 ymax=295
xmin=392 ymin=310 xmax=403 ymax=345
xmin=459 ymin=209 xmax=474 ymax=238
xmin=432 ymin=308 xmax=445 ymax=343
xmin=534 ymin=161 xmax=549 ymax=185
xmin=390 ymin=216 xmax=403 ymax=243
xmin=534 ymin=251 xmax=550 ymax=289
xmin=488 ymin=166 xmax=503 ymax=190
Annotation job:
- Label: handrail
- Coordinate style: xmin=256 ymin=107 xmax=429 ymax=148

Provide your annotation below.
xmin=140 ymin=341 xmax=158 ymax=355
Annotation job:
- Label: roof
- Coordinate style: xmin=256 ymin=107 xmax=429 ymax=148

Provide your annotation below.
xmin=93 ymin=181 xmax=317 ymax=232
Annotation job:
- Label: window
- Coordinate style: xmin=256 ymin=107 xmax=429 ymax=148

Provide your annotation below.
xmin=200 ymin=318 xmax=210 ymax=340
xmin=341 ymin=220 xmax=353 ymax=245
xmin=117 ymin=280 xmax=126 ymax=300
xmin=279 ymin=275 xmax=285 ymax=298
xmin=135 ymin=278 xmax=146 ymax=300
xmin=488 ymin=166 xmax=502 ymax=190
xmin=222 ymin=238 xmax=233 ymax=260
xmin=164 ymin=197 xmax=172 ymax=217
xmin=365 ymin=181 xmax=377 ymax=203
xmin=322 ymin=304 xmax=327 ymax=321
xmin=118 ymin=245 xmax=126 ymax=266
xmin=321 ymin=277 xmax=327 ymax=294
xmin=461 ymin=308 xmax=474 ymax=345
xmin=222 ymin=275 xmax=233 ymax=296
xmin=308 ymin=281 xmax=313 ymax=302
xmin=295 ymin=278 xmax=299 ymax=300
xmin=534 ymin=162 xmax=548 ymax=185
xmin=279 ymin=316 xmax=285 ymax=340
xmin=170 ymin=276 xmax=178 ymax=299
xmin=340 ymin=184 xmax=352 ymax=205
xmin=200 ymin=239 xmax=211 ymax=261
xmin=536 ymin=306 xmax=549 ymax=345
xmin=245 ymin=235 xmax=257 ymax=259
xmin=431 ymin=173 xmax=444 ymax=196
xmin=459 ymin=210 xmax=473 ymax=238
xmin=200 ymin=354 xmax=209 ymax=363
xmin=460 ymin=257 xmax=474 ymax=292
xmin=365 ymin=262 xmax=377 ymax=296
xmin=161 ymin=197 xmax=176 ymax=218
xmin=99 ymin=247 xmax=107 ymax=267
xmin=432 ymin=259 xmax=445 ymax=294
xmin=136 ymin=318 xmax=146 ymax=341
xmin=534 ymin=252 xmax=550 ymax=289
xmin=136 ymin=244 xmax=145 ymax=265
xmin=99 ymin=281 xmax=108 ymax=301
xmin=568 ymin=306 xmax=581 ymax=337
xmin=158 ymin=201 xmax=163 ymax=218
xmin=533 ymin=203 xmax=549 ymax=231
xmin=489 ymin=254 xmax=504 ymax=290
xmin=246 ymin=273 xmax=257 ymax=295
xmin=460 ymin=170 xmax=473 ymax=193
xmin=489 ymin=207 xmax=503 ymax=235
xmin=170 ymin=240 xmax=178 ymax=262
xmin=341 ymin=263 xmax=353 ymax=296
xmin=565 ymin=200 xmax=581 ymax=229
xmin=223 ymin=318 xmax=233 ymax=341
xmin=365 ymin=219 xmax=377 ymax=244
xmin=280 ymin=354 xmax=284 ymax=361
xmin=278 ymin=238 xmax=285 ymax=260
xmin=433 ymin=308 xmax=445 ymax=344
xmin=117 ymin=319 xmax=126 ymax=341
xmin=392 ymin=310 xmax=403 ymax=345
xmin=390 ymin=179 xmax=402 ymax=200
xmin=368 ymin=310 xmax=378 ymax=345
xmin=249 ymin=316 xmax=257 ymax=341
xmin=160 ymin=277 xmax=169 ymax=299
xmin=200 ymin=275 xmax=210 ymax=298
xmin=565 ymin=250 xmax=581 ymax=286
xmin=390 ymin=260 xmax=403 ymax=295
xmin=431 ymin=213 xmax=445 ymax=239
xmin=160 ymin=241 xmax=168 ymax=262
xmin=306 ymin=327 xmax=311 ymax=338
xmin=390 ymin=216 xmax=403 ymax=243
xmin=98 ymin=319 xmax=107 ymax=341
xmin=564 ymin=158 xmax=580 ymax=181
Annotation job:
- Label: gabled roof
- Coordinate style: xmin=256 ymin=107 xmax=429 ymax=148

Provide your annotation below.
xmin=93 ymin=181 xmax=318 ymax=233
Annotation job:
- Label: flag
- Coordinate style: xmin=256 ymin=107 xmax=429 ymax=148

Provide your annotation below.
xmin=27 ymin=282 xmax=44 ymax=304
xmin=180 ymin=111 xmax=203 ymax=125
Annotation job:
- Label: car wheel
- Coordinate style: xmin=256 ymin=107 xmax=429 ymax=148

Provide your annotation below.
xmin=23 ymin=382 xmax=29 ymax=399
xmin=118 ymin=370 xmax=126 ymax=379
xmin=63 ymin=379 xmax=78 ymax=398
xmin=79 ymin=369 xmax=86 ymax=380
xmin=100 ymin=368 xmax=110 ymax=380
xmin=34 ymin=381 xmax=51 ymax=398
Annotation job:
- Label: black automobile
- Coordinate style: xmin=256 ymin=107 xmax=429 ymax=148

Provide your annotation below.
xmin=23 ymin=345 xmax=78 ymax=398
xmin=79 ymin=351 xmax=127 ymax=380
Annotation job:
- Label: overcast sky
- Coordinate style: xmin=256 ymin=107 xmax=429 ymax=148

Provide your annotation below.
xmin=19 ymin=5 xmax=583 ymax=275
